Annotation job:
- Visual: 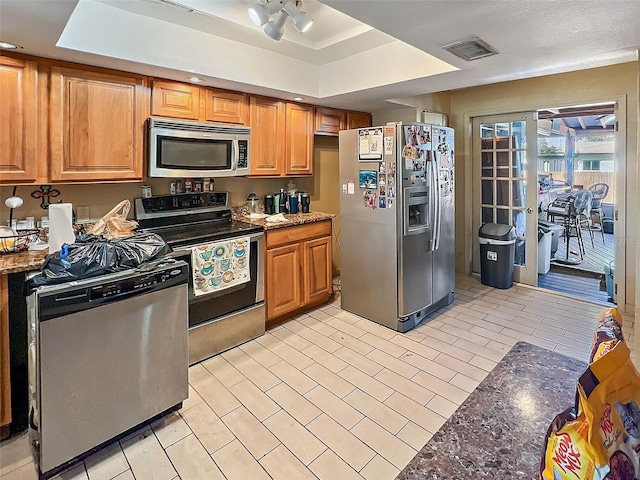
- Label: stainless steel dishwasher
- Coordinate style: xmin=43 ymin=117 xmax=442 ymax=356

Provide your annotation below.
xmin=26 ymin=260 xmax=189 ymax=477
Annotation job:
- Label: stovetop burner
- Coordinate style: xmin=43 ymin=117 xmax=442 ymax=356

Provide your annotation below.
xmin=149 ymin=220 xmax=262 ymax=249
xmin=133 ymin=192 xmax=263 ymax=249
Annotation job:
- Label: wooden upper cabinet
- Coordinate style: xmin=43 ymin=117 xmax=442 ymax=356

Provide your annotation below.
xmin=49 ymin=66 xmax=147 ymax=182
xmin=0 ymin=56 xmax=38 ymax=183
xmin=285 ymin=103 xmax=314 ymax=175
xmin=315 ymin=107 xmax=345 ymax=136
xmin=151 ymin=80 xmax=199 ymax=120
xmin=347 ymin=111 xmax=373 ymax=130
xmin=204 ymin=89 xmax=247 ymax=124
xmin=249 ymin=96 xmax=285 ymax=176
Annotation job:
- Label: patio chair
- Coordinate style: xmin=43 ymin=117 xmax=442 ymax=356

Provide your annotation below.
xmin=577 ymin=189 xmax=595 ymax=248
xmin=587 ymin=183 xmax=610 ymax=243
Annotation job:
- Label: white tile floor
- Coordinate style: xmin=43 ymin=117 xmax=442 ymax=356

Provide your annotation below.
xmin=1 ymin=275 xmax=635 ymax=480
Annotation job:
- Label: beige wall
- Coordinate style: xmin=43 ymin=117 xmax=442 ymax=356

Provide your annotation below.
xmin=636 ymin=54 xmax=640 ymax=364
xmin=0 ymin=138 xmax=341 ymax=273
xmin=395 ymin=62 xmax=639 ymax=308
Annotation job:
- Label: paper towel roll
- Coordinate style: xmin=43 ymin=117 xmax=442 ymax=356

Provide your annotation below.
xmin=48 ymin=203 xmax=75 ymax=253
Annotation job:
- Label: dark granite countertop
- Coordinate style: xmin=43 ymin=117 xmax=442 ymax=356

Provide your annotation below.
xmin=0 ymin=249 xmax=48 ymax=275
xmin=397 ymin=342 xmax=587 ymax=480
xmin=232 ymin=208 xmax=334 ymax=230
xmin=0 ymin=223 xmax=95 ymax=275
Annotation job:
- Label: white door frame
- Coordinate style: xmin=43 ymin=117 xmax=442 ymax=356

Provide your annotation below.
xmin=463 ymin=95 xmax=627 ymax=308
xmin=471 ymin=112 xmax=539 ymax=286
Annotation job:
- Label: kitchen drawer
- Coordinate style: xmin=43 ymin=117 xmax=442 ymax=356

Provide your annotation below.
xmin=266 ymin=221 xmax=331 ymax=249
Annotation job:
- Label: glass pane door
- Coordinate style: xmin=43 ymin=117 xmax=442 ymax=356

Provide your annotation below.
xmin=472 ymin=113 xmax=538 ymax=286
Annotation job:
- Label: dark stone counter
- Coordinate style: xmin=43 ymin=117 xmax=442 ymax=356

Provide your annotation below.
xmin=397 ymin=342 xmax=587 ymax=480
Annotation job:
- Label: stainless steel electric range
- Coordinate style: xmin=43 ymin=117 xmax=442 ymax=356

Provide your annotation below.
xmin=134 ymin=192 xmax=265 ymax=364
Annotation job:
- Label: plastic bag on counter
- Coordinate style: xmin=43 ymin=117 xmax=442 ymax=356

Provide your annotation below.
xmin=27 ymin=233 xmax=171 ymax=291
xmin=540 ymin=308 xmax=640 ymax=480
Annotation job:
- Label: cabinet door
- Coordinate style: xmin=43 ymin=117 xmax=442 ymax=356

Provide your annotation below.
xmin=0 ymin=56 xmax=38 ymax=183
xmin=204 ymin=89 xmax=247 ymax=124
xmin=0 ymin=275 xmax=10 ymax=439
xmin=151 ymin=80 xmax=200 ymax=120
xmin=249 ymin=96 xmax=285 ymax=175
xmin=266 ymin=244 xmax=302 ymax=320
xmin=303 ymin=236 xmax=332 ymax=305
xmin=50 ymin=66 xmax=146 ymax=182
xmin=315 ymin=107 xmax=345 ymax=136
xmin=285 ymin=102 xmax=314 ymax=175
xmin=346 ymin=111 xmax=373 ymax=130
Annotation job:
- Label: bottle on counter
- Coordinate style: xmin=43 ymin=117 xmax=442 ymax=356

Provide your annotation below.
xmin=289 ymin=194 xmax=299 ymax=214
xmin=176 ymin=179 xmax=184 ymax=194
xmin=264 ymin=195 xmax=274 ymax=215
xmin=301 ymin=193 xmax=310 ymax=213
xmin=203 ymin=178 xmax=212 ymax=192
xmin=184 ymin=178 xmax=193 ymax=193
xmin=170 ymin=182 xmax=177 ymax=195
xmin=278 ymin=189 xmax=288 ymax=214
xmin=194 ymin=178 xmax=203 ymax=192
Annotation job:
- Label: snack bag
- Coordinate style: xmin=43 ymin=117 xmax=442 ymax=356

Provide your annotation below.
xmin=589 ymin=308 xmax=624 ymax=363
xmin=540 ymin=308 xmax=640 ymax=480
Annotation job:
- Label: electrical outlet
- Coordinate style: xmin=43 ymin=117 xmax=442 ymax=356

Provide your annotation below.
xmin=77 ymin=205 xmax=90 ymax=221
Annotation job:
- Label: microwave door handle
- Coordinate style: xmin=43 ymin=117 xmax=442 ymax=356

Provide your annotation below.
xmin=231 ymin=140 xmax=237 ymax=171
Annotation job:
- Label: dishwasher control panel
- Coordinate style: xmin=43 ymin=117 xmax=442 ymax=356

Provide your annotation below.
xmin=36 ymin=261 xmax=188 ymax=321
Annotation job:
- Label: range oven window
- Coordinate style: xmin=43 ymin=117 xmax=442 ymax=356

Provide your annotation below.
xmin=157 ymin=136 xmax=233 ymax=171
xmin=174 ymin=237 xmax=259 ymax=328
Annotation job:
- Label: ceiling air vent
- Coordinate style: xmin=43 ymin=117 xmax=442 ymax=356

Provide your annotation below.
xmin=443 ymin=37 xmax=498 ymax=61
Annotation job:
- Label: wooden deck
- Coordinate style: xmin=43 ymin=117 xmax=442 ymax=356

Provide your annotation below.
xmin=538 ymin=267 xmax=613 ymax=305
xmin=551 ymin=228 xmax=614 ymax=274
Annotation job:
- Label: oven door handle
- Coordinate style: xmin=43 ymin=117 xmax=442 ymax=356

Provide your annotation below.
xmin=172 ymin=231 xmax=264 ymax=253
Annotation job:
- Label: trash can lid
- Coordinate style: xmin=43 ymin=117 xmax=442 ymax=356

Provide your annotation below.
xmin=478 ymin=223 xmax=515 ymax=241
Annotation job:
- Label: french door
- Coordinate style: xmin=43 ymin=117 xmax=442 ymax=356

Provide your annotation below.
xmin=472 ymin=113 xmax=539 ymax=286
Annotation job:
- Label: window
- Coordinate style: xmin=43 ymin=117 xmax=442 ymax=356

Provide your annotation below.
xmin=579 ymin=160 xmax=601 ymax=171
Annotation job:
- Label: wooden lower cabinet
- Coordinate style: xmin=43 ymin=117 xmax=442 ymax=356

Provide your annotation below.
xmin=1 ymin=275 xmax=11 ymax=440
xmin=266 ymin=244 xmax=302 ymax=320
xmin=265 ymin=221 xmax=332 ymax=327
xmin=303 ymin=236 xmax=332 ymax=305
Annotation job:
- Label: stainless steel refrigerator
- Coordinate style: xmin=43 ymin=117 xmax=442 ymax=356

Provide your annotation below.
xmin=339 ymin=123 xmax=455 ymax=332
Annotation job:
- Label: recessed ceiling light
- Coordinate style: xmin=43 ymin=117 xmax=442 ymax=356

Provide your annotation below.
xmin=186 ymin=76 xmax=205 ymax=84
xmin=293 ymin=97 xmax=303 ymax=101
xmin=0 ymin=41 xmax=23 ymax=50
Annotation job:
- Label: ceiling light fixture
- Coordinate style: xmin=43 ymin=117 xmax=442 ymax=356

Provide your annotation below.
xmin=293 ymin=97 xmax=303 ymax=101
xmin=0 ymin=40 xmax=22 ymax=50
xmin=186 ymin=76 xmax=205 ymax=83
xmin=248 ymin=0 xmax=313 ymax=41
xmin=282 ymin=1 xmax=313 ymax=33
xmin=248 ymin=0 xmax=284 ymax=27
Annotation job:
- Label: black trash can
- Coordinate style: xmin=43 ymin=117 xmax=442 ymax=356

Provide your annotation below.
xmin=478 ymin=223 xmax=516 ymax=289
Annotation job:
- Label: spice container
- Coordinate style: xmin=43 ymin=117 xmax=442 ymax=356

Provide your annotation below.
xmin=246 ymin=193 xmax=259 ymax=216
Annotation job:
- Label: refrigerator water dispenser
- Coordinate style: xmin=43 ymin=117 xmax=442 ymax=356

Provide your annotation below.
xmin=403 ymin=187 xmax=430 ymax=236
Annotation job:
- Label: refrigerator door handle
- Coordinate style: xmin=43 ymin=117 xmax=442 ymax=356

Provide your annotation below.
xmin=432 ymin=160 xmax=442 ymax=250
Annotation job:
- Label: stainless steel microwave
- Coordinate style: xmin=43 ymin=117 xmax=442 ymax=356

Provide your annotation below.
xmin=148 ymin=118 xmax=251 ymax=178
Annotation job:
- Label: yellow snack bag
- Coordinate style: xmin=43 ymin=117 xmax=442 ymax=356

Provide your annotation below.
xmin=540 ymin=308 xmax=640 ymax=480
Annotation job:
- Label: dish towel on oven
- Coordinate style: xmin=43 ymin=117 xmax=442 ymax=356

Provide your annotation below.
xmin=191 ymin=237 xmax=250 ymax=297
